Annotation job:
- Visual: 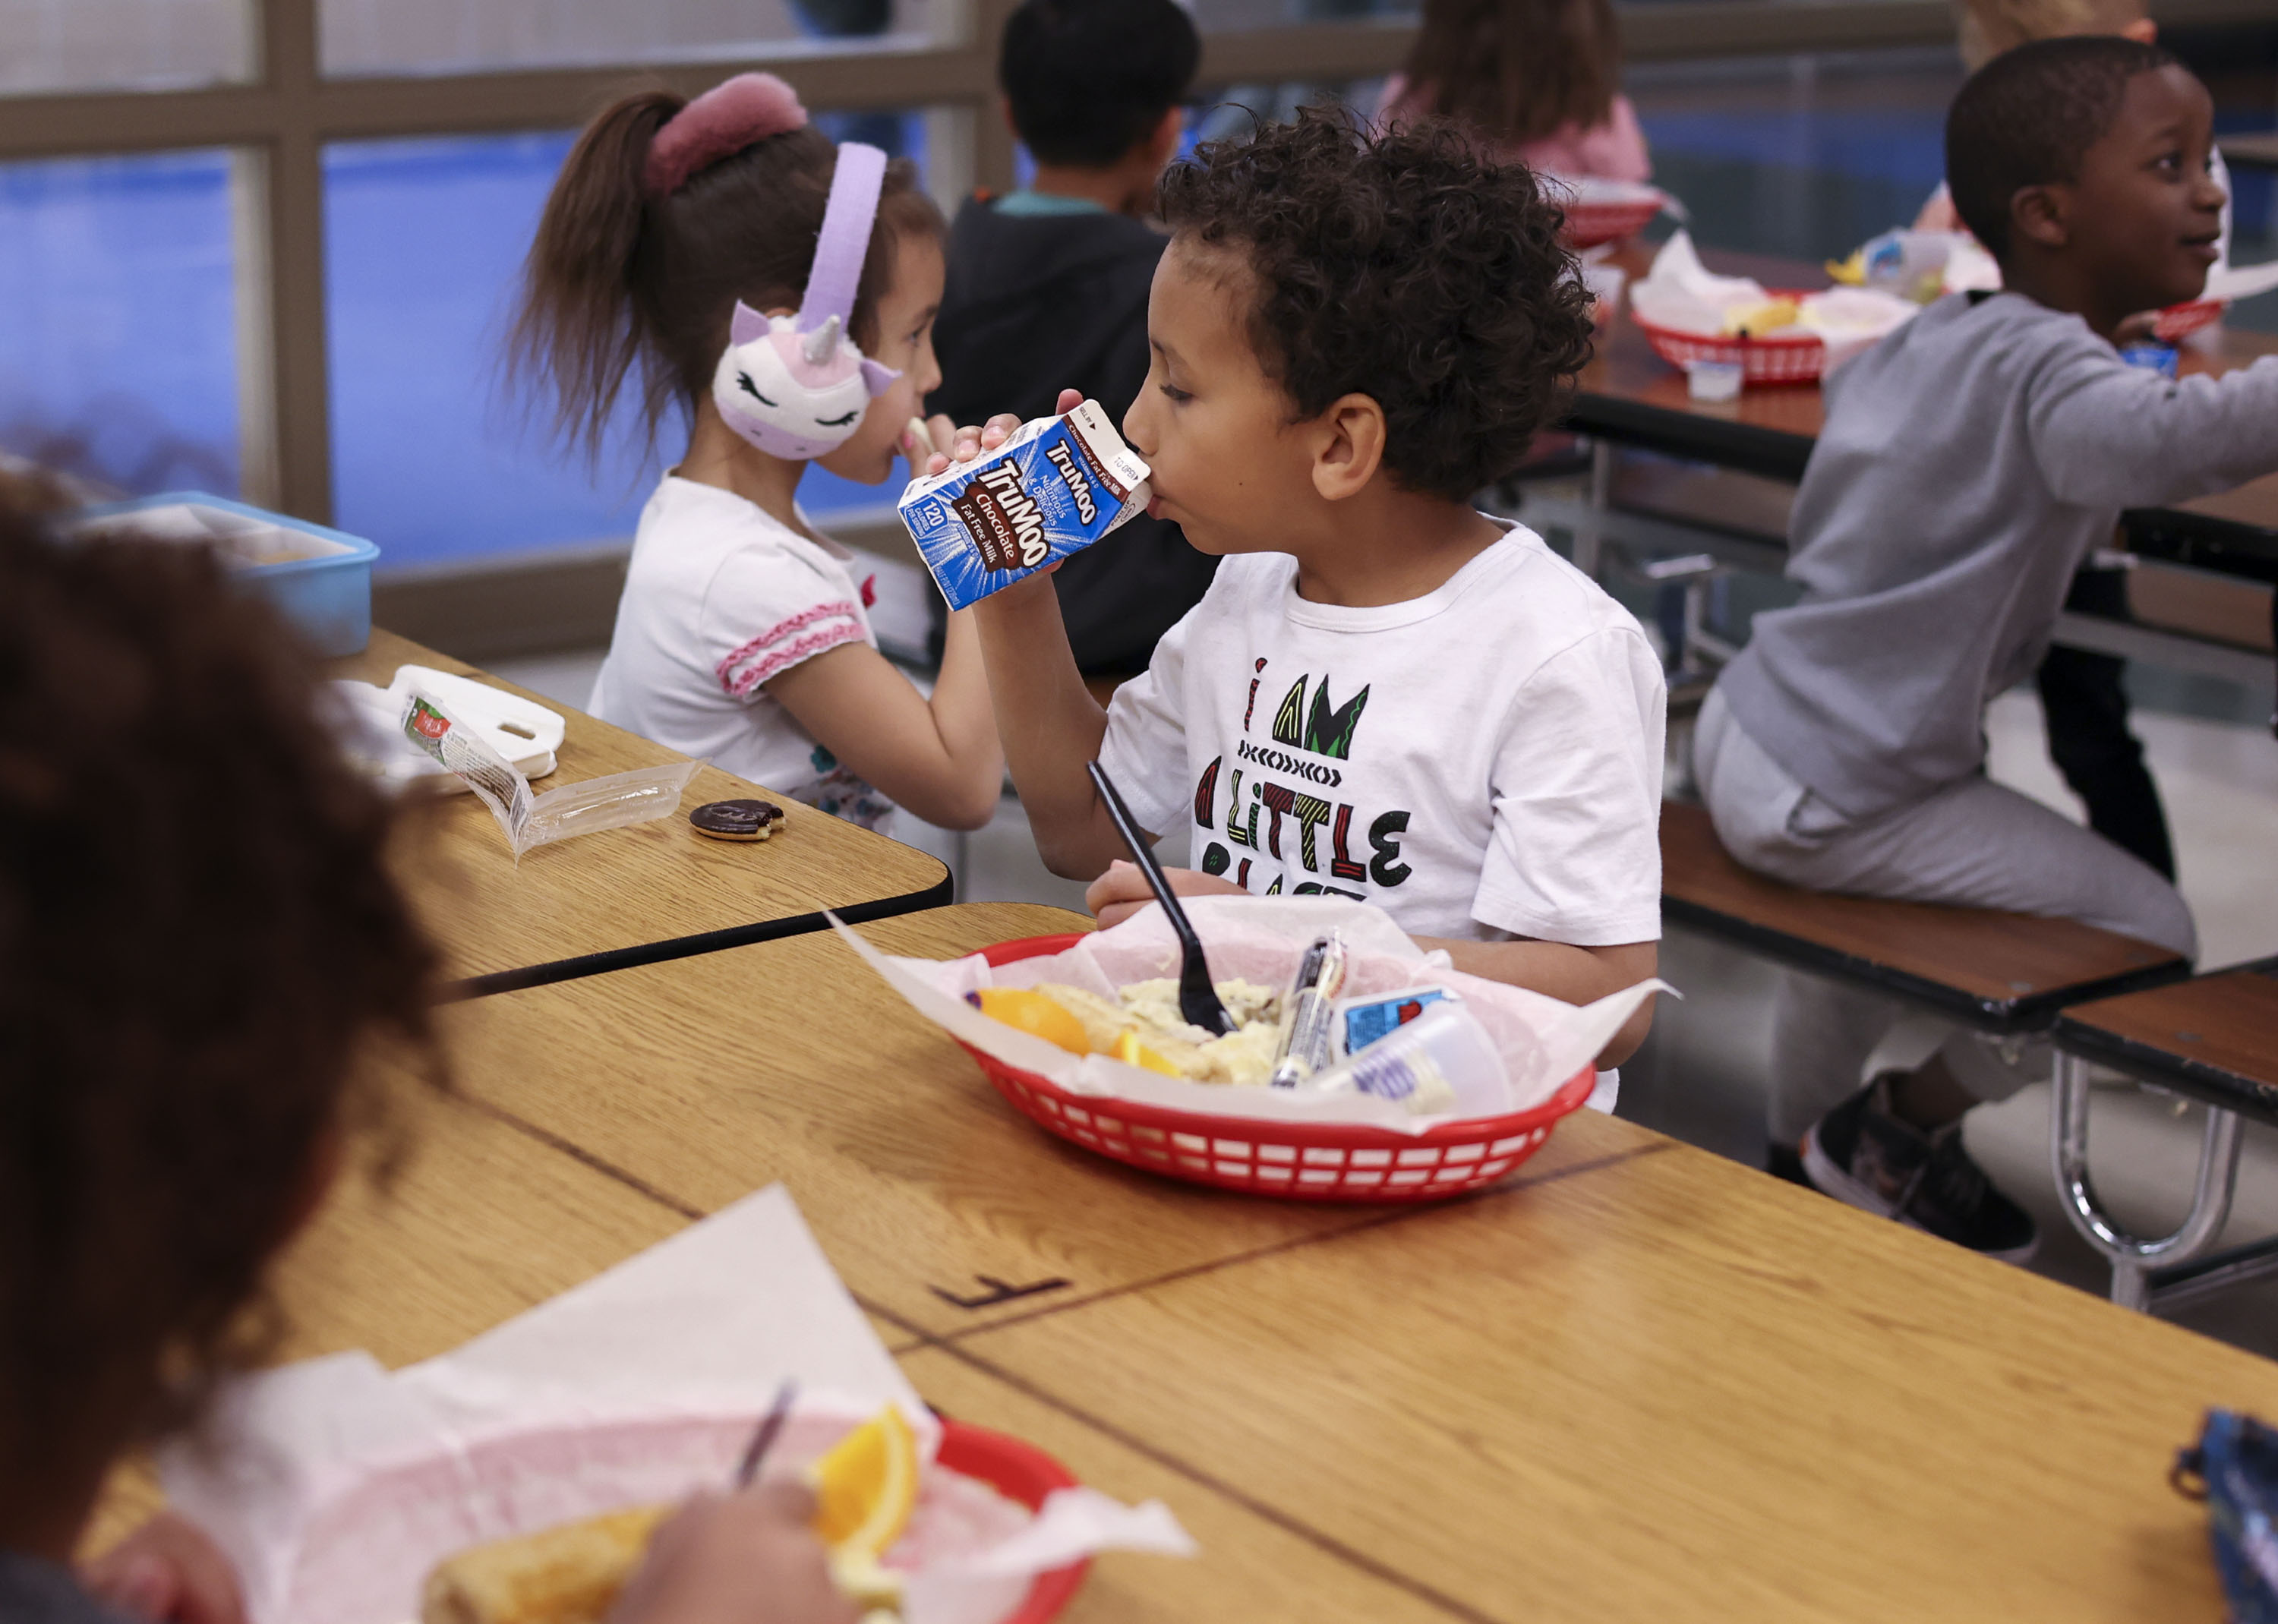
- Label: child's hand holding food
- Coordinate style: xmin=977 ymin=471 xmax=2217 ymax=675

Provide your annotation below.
xmin=604 ymin=1480 xmax=857 ymax=1624
xmin=1086 ymin=859 xmax=1250 ymax=929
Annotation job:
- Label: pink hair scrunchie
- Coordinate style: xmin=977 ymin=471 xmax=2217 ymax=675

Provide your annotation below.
xmin=644 ymin=72 xmax=809 ymax=197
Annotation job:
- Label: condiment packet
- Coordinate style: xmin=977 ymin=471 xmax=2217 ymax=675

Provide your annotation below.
xmin=835 ymin=895 xmax=1667 ymax=1134
xmin=333 ymin=667 xmax=563 ymax=788
xmin=898 ymin=400 xmax=1149 ymax=610
xmin=159 ymin=1187 xmax=1192 ymax=1624
xmin=1335 ymin=985 xmax=1456 ymax=1055
xmin=397 ymin=687 xmax=699 ymax=862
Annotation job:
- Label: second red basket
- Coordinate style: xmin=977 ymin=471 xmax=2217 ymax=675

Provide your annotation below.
xmin=1632 ymin=287 xmax=1828 ymax=386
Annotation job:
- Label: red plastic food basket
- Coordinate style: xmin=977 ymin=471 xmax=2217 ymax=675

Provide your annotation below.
xmin=936 ymin=1418 xmax=1089 ymax=1622
xmin=1563 ymin=196 xmax=1664 ymax=250
xmin=957 ymin=935 xmax=1595 ymax=1203
xmin=2154 ymin=298 xmax=2223 ymax=344
xmin=1632 ymin=288 xmax=1827 ymax=386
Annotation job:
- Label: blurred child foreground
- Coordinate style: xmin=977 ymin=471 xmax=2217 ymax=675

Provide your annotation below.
xmin=1697 ymin=38 xmax=2278 ymax=1260
xmin=972 ymin=111 xmax=1667 ymax=1071
xmin=0 ymin=478 xmax=855 ymax=1624
xmin=927 ymin=0 xmax=1219 ymax=680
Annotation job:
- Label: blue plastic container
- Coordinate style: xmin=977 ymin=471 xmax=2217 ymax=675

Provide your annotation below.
xmin=2119 ymin=342 xmax=2182 ymax=379
xmin=73 ymin=491 xmax=380 ymax=657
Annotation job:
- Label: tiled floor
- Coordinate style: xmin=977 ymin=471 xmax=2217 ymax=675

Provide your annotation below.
xmin=493 ymin=636 xmax=2278 ymax=1353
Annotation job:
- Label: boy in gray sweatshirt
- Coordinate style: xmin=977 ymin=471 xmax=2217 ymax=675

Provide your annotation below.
xmin=1696 ymin=35 xmax=2278 ymax=1259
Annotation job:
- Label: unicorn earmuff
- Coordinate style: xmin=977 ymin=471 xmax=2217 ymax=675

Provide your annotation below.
xmin=711 ymin=140 xmax=901 ymax=460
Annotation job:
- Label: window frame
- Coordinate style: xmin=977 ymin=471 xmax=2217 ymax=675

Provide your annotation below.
xmin=0 ymin=0 xmax=2258 ymax=529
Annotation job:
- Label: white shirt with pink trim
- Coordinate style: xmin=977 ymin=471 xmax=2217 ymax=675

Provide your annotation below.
xmin=588 ymin=475 xmax=897 ymax=829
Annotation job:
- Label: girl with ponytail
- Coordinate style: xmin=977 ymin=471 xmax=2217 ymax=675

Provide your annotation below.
xmin=513 ymin=74 xmax=1007 ymax=833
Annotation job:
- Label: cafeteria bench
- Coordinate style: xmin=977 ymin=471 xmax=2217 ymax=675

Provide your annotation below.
xmin=2052 ymin=958 xmax=2278 ymax=1311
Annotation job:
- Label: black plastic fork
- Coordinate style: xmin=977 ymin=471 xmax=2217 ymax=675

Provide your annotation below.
xmin=1086 ymin=759 xmax=1235 ymax=1036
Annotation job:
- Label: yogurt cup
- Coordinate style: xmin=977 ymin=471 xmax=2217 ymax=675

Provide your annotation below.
xmin=1685 ymin=359 xmax=1745 ymax=402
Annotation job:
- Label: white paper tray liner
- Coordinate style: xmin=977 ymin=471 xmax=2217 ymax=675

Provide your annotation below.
xmin=836 ymin=895 xmax=1664 ymax=1136
xmin=162 ymin=1187 xmax=1191 ymax=1624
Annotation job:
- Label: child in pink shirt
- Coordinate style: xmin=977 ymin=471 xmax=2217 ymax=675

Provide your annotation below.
xmin=1378 ymin=0 xmax=1650 ymax=181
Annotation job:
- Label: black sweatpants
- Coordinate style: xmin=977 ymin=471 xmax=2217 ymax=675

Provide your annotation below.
xmin=2035 ymin=567 xmax=2175 ymax=882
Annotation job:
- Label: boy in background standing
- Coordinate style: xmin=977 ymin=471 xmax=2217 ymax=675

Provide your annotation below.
xmin=926 ymin=0 xmax=1219 ymax=678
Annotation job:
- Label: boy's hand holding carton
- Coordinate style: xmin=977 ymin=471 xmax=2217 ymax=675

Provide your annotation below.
xmin=898 ymin=399 xmax=1150 ymax=609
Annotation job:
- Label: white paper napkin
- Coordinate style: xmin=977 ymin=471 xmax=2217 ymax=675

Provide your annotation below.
xmin=1629 ymin=229 xmax=1769 ymax=336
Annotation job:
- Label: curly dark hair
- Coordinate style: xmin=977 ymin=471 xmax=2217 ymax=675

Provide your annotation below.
xmin=1156 ymin=106 xmax=1593 ymax=500
xmin=0 ymin=476 xmax=441 ymax=1499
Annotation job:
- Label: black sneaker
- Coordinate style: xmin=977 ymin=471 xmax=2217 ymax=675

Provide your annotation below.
xmin=1801 ymin=1077 xmax=2039 ymax=1263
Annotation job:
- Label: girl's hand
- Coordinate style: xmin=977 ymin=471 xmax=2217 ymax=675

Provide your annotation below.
xmin=907 ymin=388 xmax=1085 ymax=478
xmin=81 ymin=1512 xmax=245 ymax=1624
xmin=1086 ymin=859 xmax=1250 ymax=929
xmin=608 ymin=1480 xmax=856 ymax=1624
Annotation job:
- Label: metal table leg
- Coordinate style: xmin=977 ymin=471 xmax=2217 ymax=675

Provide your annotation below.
xmin=1571 ymin=439 xmax=1613 ymax=580
xmin=2050 ymin=1052 xmax=2243 ymax=1310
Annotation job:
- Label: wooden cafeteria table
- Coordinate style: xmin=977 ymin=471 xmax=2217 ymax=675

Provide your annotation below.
xmin=446 ymin=898 xmax=2270 ymax=1619
xmin=87 ymin=901 xmax=2278 ymax=1618
xmin=434 ymin=903 xmax=1636 ymax=1342
xmin=85 ymin=905 xmax=1500 ymax=1622
xmin=942 ymin=1120 xmax=2278 ymax=1622
xmin=337 ymin=628 xmax=951 ymax=995
xmin=1568 ymin=241 xmax=2278 ymax=581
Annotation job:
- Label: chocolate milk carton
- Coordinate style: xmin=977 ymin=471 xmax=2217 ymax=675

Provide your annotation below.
xmin=897 ymin=399 xmax=1150 ymax=609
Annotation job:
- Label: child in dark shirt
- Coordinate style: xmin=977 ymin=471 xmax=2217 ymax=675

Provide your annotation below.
xmin=926 ymin=0 xmax=1218 ymax=676
xmin=0 ymin=478 xmax=849 ymax=1624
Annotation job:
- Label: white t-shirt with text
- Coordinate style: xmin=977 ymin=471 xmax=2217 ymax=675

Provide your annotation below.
xmin=1098 ymin=519 xmax=1665 ymax=945
xmin=588 ymin=476 xmax=896 ymax=828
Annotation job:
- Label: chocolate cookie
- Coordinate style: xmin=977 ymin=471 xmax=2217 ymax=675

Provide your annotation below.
xmin=689 ymin=799 xmax=784 ymax=842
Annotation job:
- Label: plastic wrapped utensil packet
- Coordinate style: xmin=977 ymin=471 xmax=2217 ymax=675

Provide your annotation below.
xmin=399 ymin=689 xmax=700 ymax=861
xmin=401 ymin=691 xmax=529 ymax=832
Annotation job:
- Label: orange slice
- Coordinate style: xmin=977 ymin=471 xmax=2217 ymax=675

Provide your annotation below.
xmin=810 ymin=1406 xmax=920 ymax=1584
xmin=973 ymin=988 xmax=1090 ymax=1055
xmin=1109 ymin=1029 xmax=1180 ymax=1076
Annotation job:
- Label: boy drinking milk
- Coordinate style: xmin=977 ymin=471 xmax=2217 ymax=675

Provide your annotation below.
xmin=973 ymin=112 xmax=1667 ymax=1069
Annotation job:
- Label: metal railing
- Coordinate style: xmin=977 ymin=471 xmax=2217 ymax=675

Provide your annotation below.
xmin=2 ymin=0 xmax=2264 ymax=544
